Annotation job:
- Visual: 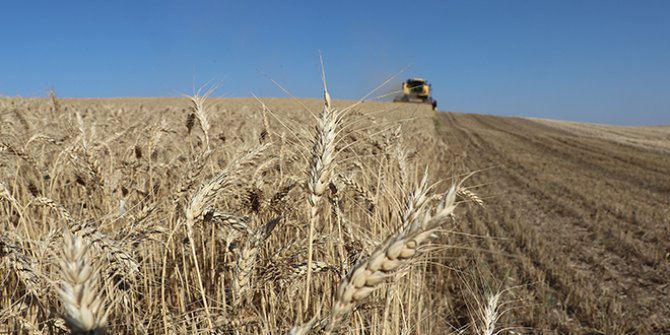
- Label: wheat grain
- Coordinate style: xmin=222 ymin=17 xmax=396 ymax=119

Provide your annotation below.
xmin=25 ymin=134 xmax=64 ymax=147
xmin=14 ymin=315 xmax=44 ymax=335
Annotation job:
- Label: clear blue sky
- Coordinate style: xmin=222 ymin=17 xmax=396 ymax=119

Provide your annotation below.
xmin=1 ymin=1 xmax=669 ymax=125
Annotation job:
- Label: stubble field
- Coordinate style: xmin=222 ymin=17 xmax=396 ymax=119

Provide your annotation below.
xmin=438 ymin=112 xmax=670 ymax=334
xmin=1 ymin=95 xmax=668 ymax=334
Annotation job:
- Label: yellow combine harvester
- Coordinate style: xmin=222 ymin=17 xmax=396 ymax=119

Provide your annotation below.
xmin=393 ymin=78 xmax=437 ymax=110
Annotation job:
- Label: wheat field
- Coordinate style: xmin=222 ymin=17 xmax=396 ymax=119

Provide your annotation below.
xmin=0 ymin=90 xmax=493 ymax=335
xmin=2 ymin=90 xmax=668 ymax=334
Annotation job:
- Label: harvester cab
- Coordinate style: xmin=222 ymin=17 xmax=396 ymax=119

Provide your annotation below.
xmin=393 ymin=78 xmax=437 ymax=110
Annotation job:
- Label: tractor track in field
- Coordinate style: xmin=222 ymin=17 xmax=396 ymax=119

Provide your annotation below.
xmin=436 ymin=112 xmax=670 ymax=334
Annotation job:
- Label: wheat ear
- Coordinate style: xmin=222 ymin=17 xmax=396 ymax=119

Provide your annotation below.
xmin=188 ymin=86 xmax=215 ymax=152
xmin=0 ymin=234 xmax=42 ymax=296
xmin=48 ymin=89 xmax=62 ymax=113
xmin=477 ymin=291 xmax=503 ymax=335
xmin=304 ymin=64 xmax=340 ymax=309
xmin=233 ymin=216 xmax=281 ymax=305
xmin=30 ymin=196 xmax=75 ymax=226
xmin=59 ymin=233 xmax=109 ymax=335
xmin=186 ymin=143 xmax=267 ymax=227
xmin=457 ymin=187 xmax=485 ymax=207
xmin=322 ymin=185 xmax=458 ymax=334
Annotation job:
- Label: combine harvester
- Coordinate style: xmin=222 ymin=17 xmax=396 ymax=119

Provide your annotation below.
xmin=393 ymin=78 xmax=438 ymax=110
